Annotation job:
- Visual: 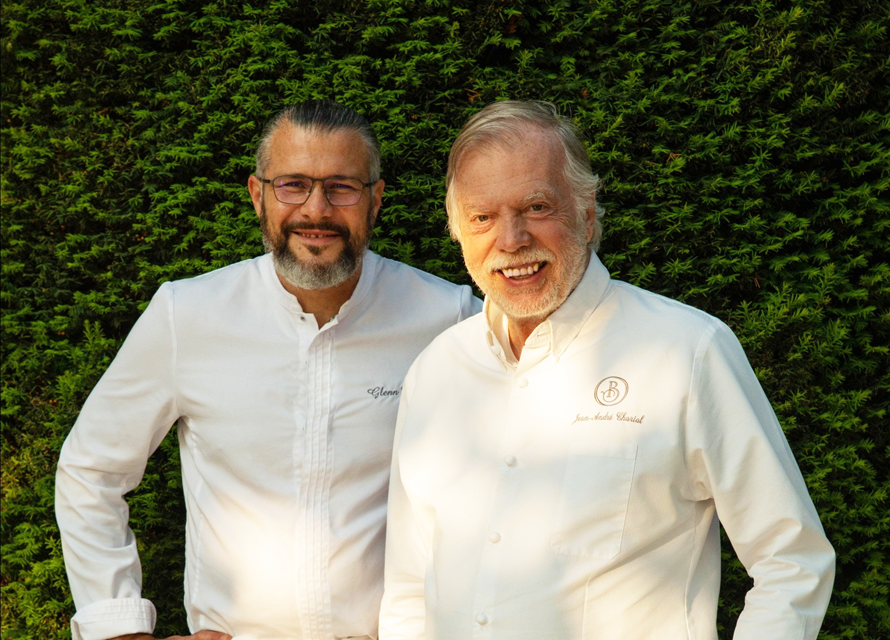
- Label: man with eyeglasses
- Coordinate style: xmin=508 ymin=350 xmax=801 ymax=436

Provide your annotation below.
xmin=55 ymin=101 xmax=480 ymax=640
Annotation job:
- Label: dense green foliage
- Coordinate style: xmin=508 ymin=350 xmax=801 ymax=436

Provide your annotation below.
xmin=2 ymin=0 xmax=888 ymax=637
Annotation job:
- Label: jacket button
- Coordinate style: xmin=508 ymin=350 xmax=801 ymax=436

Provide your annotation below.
xmin=475 ymin=612 xmax=489 ymax=625
xmin=503 ymin=455 xmax=517 ymax=467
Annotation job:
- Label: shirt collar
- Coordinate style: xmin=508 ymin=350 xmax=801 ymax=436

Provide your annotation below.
xmin=259 ymin=250 xmax=379 ymax=326
xmin=484 ymin=251 xmax=612 ymax=366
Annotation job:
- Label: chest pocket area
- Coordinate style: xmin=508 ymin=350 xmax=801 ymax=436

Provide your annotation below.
xmin=551 ymin=442 xmax=637 ymax=560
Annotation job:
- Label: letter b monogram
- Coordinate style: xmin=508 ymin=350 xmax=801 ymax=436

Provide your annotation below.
xmin=594 ymin=377 xmax=628 ymax=406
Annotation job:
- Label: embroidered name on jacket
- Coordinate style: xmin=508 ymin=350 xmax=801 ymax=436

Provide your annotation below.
xmin=572 ymin=412 xmax=645 ymax=425
xmin=368 ymin=386 xmax=401 ymax=399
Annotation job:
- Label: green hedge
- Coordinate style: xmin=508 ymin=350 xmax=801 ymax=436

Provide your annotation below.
xmin=2 ymin=0 xmax=887 ymax=637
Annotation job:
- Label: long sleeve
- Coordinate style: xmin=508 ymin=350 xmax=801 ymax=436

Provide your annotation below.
xmin=685 ymin=321 xmax=835 ymax=640
xmin=55 ymin=283 xmax=180 ymax=640
xmin=379 ymin=366 xmax=430 ymax=640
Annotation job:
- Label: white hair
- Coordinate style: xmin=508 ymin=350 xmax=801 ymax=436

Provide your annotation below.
xmin=445 ymin=100 xmax=604 ymax=251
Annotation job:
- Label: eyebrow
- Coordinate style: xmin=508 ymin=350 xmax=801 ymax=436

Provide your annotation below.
xmin=518 ymin=190 xmax=557 ymax=208
xmin=460 ymin=202 xmax=493 ymax=215
xmin=460 ymin=189 xmax=559 ymax=215
xmin=279 ymin=173 xmax=362 ymax=180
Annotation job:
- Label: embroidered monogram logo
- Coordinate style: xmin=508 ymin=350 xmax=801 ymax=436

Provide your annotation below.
xmin=595 ymin=376 xmax=628 ymax=406
xmin=368 ymin=385 xmax=401 ymax=400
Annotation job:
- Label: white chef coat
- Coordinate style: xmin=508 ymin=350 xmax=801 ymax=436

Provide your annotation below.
xmin=381 ymin=252 xmax=835 ymax=640
xmin=55 ymin=250 xmax=480 ymax=640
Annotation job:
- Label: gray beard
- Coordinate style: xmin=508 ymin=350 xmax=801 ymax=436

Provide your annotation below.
xmin=261 ymin=201 xmax=373 ymax=290
xmin=464 ymin=224 xmax=591 ymax=325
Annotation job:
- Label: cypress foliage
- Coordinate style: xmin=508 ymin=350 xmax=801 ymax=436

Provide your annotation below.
xmin=2 ymin=0 xmax=887 ymax=638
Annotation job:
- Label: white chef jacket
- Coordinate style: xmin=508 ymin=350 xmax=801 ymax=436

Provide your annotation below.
xmin=55 ymin=250 xmax=480 ymax=640
xmin=381 ymin=252 xmax=835 ymax=640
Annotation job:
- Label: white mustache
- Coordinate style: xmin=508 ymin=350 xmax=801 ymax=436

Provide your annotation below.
xmin=485 ymin=249 xmax=556 ymax=273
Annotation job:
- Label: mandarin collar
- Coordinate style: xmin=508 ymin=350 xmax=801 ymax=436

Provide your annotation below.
xmin=484 ymin=251 xmax=612 ymax=364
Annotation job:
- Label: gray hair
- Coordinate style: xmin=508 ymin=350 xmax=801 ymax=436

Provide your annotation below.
xmin=445 ymin=100 xmax=604 ymax=251
xmin=255 ymin=100 xmax=381 ymax=182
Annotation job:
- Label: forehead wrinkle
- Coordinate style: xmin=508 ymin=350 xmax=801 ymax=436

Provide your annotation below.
xmin=269 ymin=125 xmax=372 ymax=180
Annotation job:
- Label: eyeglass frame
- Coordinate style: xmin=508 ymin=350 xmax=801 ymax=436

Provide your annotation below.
xmin=257 ymin=174 xmax=377 ymax=207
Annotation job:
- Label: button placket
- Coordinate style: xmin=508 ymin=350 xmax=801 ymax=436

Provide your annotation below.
xmin=472 ymin=376 xmax=518 ymax=636
xmin=295 ymin=331 xmax=335 ymax=638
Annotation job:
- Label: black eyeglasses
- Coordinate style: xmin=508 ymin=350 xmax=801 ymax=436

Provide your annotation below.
xmin=258 ymin=174 xmax=375 ymax=207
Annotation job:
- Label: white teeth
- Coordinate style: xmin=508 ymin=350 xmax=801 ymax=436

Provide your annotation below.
xmin=501 ymin=262 xmax=542 ymax=278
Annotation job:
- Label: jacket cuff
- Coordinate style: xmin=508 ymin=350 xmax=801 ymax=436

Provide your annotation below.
xmin=70 ymin=598 xmax=156 ymax=640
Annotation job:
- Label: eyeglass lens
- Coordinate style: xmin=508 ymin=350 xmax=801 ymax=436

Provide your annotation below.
xmin=273 ymin=175 xmax=365 ymax=206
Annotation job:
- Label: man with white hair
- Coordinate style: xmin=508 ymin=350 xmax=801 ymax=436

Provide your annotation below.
xmin=55 ymin=100 xmax=480 ymax=640
xmin=379 ymin=100 xmax=835 ymax=639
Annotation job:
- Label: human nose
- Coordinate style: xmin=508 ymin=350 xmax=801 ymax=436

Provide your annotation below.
xmin=299 ymin=179 xmax=333 ymax=217
xmin=495 ymin=214 xmax=531 ymax=252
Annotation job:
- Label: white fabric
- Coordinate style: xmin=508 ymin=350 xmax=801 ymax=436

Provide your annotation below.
xmin=381 ymin=252 xmax=835 ymax=640
xmin=56 ymin=251 xmax=480 ymax=640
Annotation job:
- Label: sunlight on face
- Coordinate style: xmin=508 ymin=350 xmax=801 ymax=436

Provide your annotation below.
xmin=454 ymin=131 xmax=592 ymax=324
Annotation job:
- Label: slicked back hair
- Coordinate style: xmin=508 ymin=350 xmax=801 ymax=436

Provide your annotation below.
xmin=255 ymin=100 xmax=381 ymax=182
xmin=445 ymin=100 xmax=604 ymax=251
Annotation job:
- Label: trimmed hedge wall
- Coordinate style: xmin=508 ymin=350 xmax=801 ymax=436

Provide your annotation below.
xmin=2 ymin=0 xmax=887 ymax=637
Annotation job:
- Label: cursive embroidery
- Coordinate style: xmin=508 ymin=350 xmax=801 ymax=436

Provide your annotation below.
xmin=368 ymin=386 xmax=401 ymax=399
xmin=572 ymin=412 xmax=614 ymax=424
xmin=572 ymin=411 xmax=645 ymax=425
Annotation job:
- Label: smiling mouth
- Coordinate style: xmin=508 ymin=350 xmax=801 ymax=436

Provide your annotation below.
xmin=293 ymin=230 xmax=340 ymax=239
xmin=499 ymin=262 xmax=545 ymax=279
